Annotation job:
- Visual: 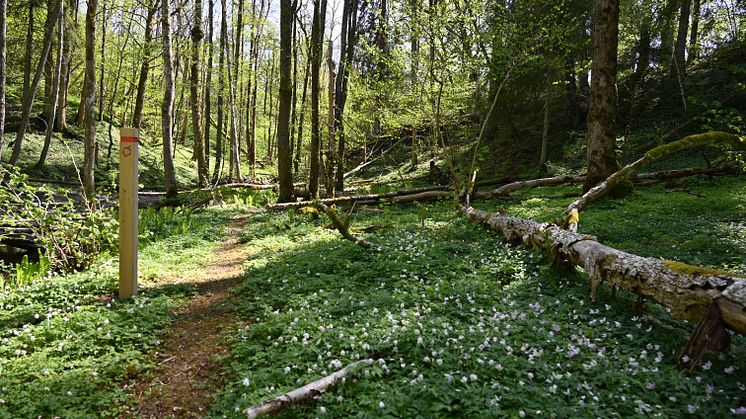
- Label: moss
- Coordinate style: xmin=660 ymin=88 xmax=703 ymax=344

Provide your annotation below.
xmin=663 ymin=260 xmax=733 ymax=277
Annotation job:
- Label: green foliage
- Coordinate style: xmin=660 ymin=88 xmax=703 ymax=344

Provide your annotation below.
xmin=0 ymin=167 xmax=118 ymax=275
xmin=0 ymin=206 xmax=235 ymax=417
xmin=210 ymin=201 xmax=744 ymax=417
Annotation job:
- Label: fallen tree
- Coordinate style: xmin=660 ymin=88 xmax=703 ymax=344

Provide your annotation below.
xmin=567 ymin=131 xmax=745 ymax=224
xmin=460 ymin=205 xmax=746 ymax=368
xmin=314 ymin=203 xmax=372 ymax=248
xmin=245 ymin=359 xmax=373 ymax=418
xmin=267 ymin=186 xmax=451 ymax=210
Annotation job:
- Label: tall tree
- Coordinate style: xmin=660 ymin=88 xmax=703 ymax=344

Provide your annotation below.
xmin=37 ymin=0 xmax=65 ymax=169
xmin=277 ymin=0 xmax=294 ymax=202
xmin=212 ymin=0 xmax=227 ymax=183
xmin=9 ymin=0 xmax=61 ymax=167
xmin=325 ymin=39 xmax=336 ymax=195
xmin=688 ymin=0 xmax=700 ymax=64
xmin=191 ymin=0 xmax=207 ymax=186
xmin=133 ymin=0 xmax=158 ymax=129
xmin=308 ymin=0 xmax=327 ymax=197
xmin=204 ymin=0 xmax=214 ymax=172
xmin=0 ymin=0 xmax=6 ymax=159
xmin=583 ymin=0 xmax=620 ymax=191
xmin=333 ymin=0 xmax=358 ymax=191
xmin=82 ymin=0 xmax=97 ymax=199
xmin=161 ymin=0 xmax=178 ymax=196
xmin=673 ymin=0 xmax=691 ymax=76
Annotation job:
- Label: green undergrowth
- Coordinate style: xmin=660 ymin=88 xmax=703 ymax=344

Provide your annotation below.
xmin=210 ymin=202 xmax=745 ymax=417
xmin=475 ymin=174 xmax=746 ymax=275
xmin=0 ymin=206 xmax=237 ymax=417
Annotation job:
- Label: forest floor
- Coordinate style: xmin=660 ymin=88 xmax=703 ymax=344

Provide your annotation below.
xmin=130 ymin=212 xmax=257 ymax=417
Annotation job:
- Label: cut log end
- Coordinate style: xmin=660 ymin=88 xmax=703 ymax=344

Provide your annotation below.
xmin=679 ymin=302 xmax=732 ymax=371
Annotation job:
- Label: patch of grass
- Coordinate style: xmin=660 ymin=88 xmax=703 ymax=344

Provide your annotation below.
xmin=210 ymin=200 xmax=745 ymax=418
xmin=0 ymin=206 xmax=236 ymax=417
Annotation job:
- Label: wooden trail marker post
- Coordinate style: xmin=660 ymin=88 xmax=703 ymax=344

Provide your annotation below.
xmin=119 ymin=127 xmax=139 ymax=298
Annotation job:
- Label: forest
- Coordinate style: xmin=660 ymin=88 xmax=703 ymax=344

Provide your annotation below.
xmin=0 ymin=0 xmax=744 ymax=416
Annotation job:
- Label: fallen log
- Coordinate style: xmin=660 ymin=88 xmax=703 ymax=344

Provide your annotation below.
xmin=245 ymin=359 xmax=373 ymax=418
xmin=314 ymin=203 xmax=371 ymax=248
xmin=267 ymin=186 xmax=452 ymax=210
xmin=460 ymin=205 xmax=746 ymax=365
xmin=567 ymin=131 xmax=745 ymax=223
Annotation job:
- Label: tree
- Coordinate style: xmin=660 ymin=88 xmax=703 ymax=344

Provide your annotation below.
xmin=333 ymin=0 xmax=358 ymax=191
xmin=277 ymin=0 xmax=294 ymax=202
xmin=583 ymin=0 xmax=621 ymax=191
xmin=308 ymin=0 xmax=327 ymax=197
xmin=212 ymin=0 xmax=227 ymax=183
xmin=8 ymin=0 xmax=61 ymax=168
xmin=0 ymin=0 xmax=6 ymax=159
xmin=133 ymin=0 xmax=158 ymax=130
xmin=673 ymin=0 xmax=691 ymax=76
xmin=83 ymin=0 xmax=97 ymax=200
xmin=37 ymin=0 xmax=65 ymax=169
xmin=191 ymin=0 xmax=207 ymax=186
xmin=161 ymin=0 xmax=178 ymax=196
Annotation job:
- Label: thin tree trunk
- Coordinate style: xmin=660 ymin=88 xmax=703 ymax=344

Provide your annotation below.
xmin=233 ymin=0 xmax=244 ymax=148
xmin=192 ymin=0 xmax=207 ymax=186
xmin=98 ymin=3 xmax=106 ymax=122
xmin=22 ymin=1 xmax=34 ymax=102
xmin=8 ymin=0 xmax=60 ymax=168
xmin=225 ymin=28 xmax=243 ymax=181
xmin=55 ymin=0 xmax=77 ymax=132
xmin=294 ymin=41 xmax=311 ymax=174
xmin=133 ymin=1 xmax=157 ymax=130
xmin=308 ymin=0 xmax=327 ymax=197
xmin=161 ymin=0 xmax=178 ymax=196
xmin=538 ymin=76 xmax=551 ymax=173
xmin=0 ymin=0 xmax=7 ymax=159
xmin=289 ymin=2 xmax=298 ymax=165
xmin=325 ymin=39 xmax=336 ymax=195
xmin=265 ymin=54 xmax=275 ymax=161
xmin=212 ymin=0 xmax=227 ymax=183
xmin=82 ymin=0 xmax=97 ymax=200
xmin=277 ymin=0 xmax=293 ymax=202
xmin=583 ymin=0 xmax=621 ymax=191
xmin=334 ymin=0 xmax=357 ymax=191
xmin=688 ymin=0 xmax=700 ymax=65
xmin=37 ymin=0 xmax=65 ymax=170
xmin=204 ymin=0 xmax=214 ymax=174
xmin=673 ymin=0 xmax=691 ymax=77
xmin=105 ymin=10 xmax=134 ymax=167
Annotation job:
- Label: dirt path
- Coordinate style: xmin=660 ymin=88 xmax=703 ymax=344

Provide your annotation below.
xmin=129 ymin=213 xmax=254 ymax=418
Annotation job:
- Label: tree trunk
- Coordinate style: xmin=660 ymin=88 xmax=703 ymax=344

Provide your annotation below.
xmin=8 ymin=0 xmax=60 ymax=168
xmin=334 ymin=0 xmax=358 ymax=191
xmin=37 ymin=0 xmax=64 ymax=170
xmin=133 ymin=1 xmax=157 ymax=130
xmin=583 ymin=0 xmax=620 ymax=192
xmin=225 ymin=25 xmax=242 ymax=181
xmin=277 ymin=0 xmax=294 ymax=202
xmin=55 ymin=0 xmax=76 ymax=132
xmin=294 ymin=36 xmax=311 ymax=174
xmin=673 ymin=0 xmax=691 ymax=77
xmin=105 ymin=12 xmax=134 ymax=167
xmin=688 ymin=0 xmax=700 ymax=64
xmin=538 ymin=76 xmax=551 ymax=173
xmin=204 ymin=0 xmax=214 ymax=174
xmin=658 ymin=0 xmax=677 ymax=70
xmin=82 ymin=0 xmax=97 ymax=200
xmin=308 ymin=0 xmax=327 ymax=198
xmin=97 ymin=3 xmax=106 ymax=122
xmin=22 ymin=1 xmax=34 ymax=101
xmin=0 ymin=0 xmax=6 ymax=159
xmin=212 ymin=0 xmax=227 ymax=183
xmin=325 ymin=39 xmax=336 ymax=196
xmin=191 ymin=0 xmax=207 ymax=186
xmin=161 ymin=0 xmax=178 ymax=197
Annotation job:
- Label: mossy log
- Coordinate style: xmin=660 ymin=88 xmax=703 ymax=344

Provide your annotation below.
xmin=460 ymin=205 xmax=746 ymax=343
xmin=567 ymin=131 xmax=745 ymax=220
xmin=245 ymin=359 xmax=373 ymax=418
xmin=314 ymin=203 xmax=372 ymax=248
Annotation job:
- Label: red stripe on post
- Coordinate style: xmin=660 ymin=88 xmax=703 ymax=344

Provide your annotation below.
xmin=120 ymin=136 xmax=139 ymax=143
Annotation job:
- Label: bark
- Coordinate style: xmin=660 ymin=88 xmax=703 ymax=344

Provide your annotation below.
xmin=97 ymin=3 xmax=106 ymax=122
xmin=9 ymin=0 xmax=60 ymax=168
xmin=82 ymin=0 xmax=97 ymax=200
xmin=325 ymin=39 xmax=336 ymax=195
xmin=314 ymin=202 xmax=370 ymax=248
xmin=569 ymin=131 xmax=744 ymax=217
xmin=0 ymin=0 xmax=6 ymax=159
xmin=245 ymin=359 xmax=373 ymax=418
xmin=460 ymin=205 xmax=746 ymax=345
xmin=308 ymin=0 xmax=327 ymax=197
xmin=105 ymin=11 xmax=134 ymax=166
xmin=673 ymin=0 xmax=691 ymax=76
xmin=294 ymin=25 xmax=311 ymax=174
xmin=538 ymin=76 xmax=551 ymax=173
xmin=688 ymin=0 xmax=700 ymax=65
xmin=133 ymin=1 xmax=158 ymax=129
xmin=212 ymin=0 xmax=227 ymax=183
xmin=36 ymin=0 xmax=64 ymax=170
xmin=583 ymin=0 xmax=620 ymax=191
xmin=658 ymin=0 xmax=677 ymax=70
xmin=276 ymin=0 xmax=294 ymax=202
xmin=334 ymin=0 xmax=358 ymax=191
xmin=225 ymin=25 xmax=242 ymax=181
xmin=55 ymin=0 xmax=75 ymax=132
xmin=204 ymin=0 xmax=214 ymax=172
xmin=192 ymin=0 xmax=207 ymax=186
xmin=161 ymin=0 xmax=178 ymax=196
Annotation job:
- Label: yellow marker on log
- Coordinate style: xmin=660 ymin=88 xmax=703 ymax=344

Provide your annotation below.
xmin=119 ymin=127 xmax=139 ymax=298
